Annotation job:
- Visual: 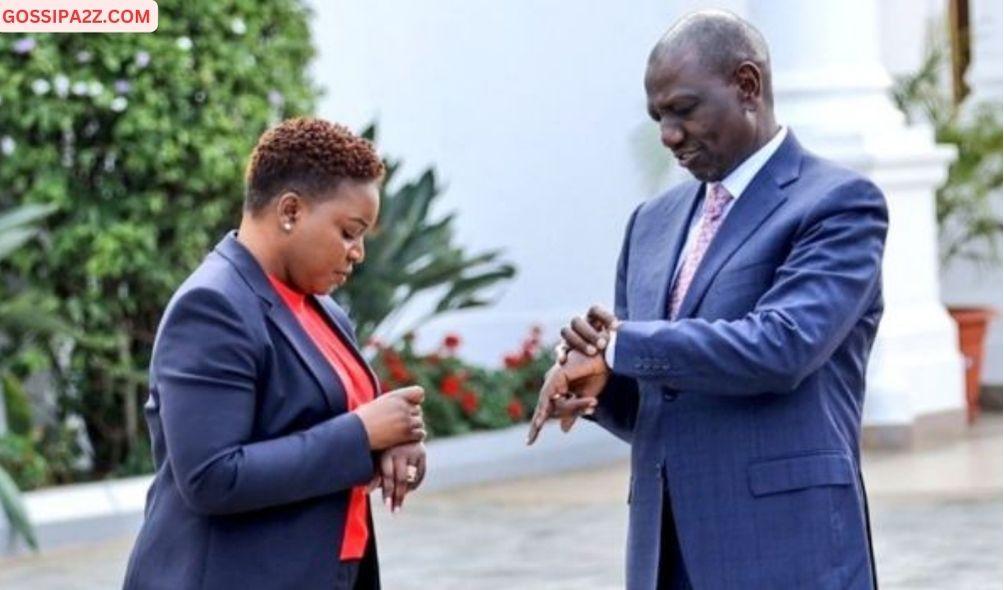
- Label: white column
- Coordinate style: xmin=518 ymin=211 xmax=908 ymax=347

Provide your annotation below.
xmin=747 ymin=0 xmax=966 ymax=442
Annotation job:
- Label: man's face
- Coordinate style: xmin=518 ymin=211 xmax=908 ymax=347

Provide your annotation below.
xmin=645 ymin=51 xmax=755 ymax=182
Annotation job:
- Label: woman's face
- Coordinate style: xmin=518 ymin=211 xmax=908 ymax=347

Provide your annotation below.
xmin=280 ymin=179 xmax=380 ymax=294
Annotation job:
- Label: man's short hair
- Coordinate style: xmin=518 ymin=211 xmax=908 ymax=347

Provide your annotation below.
xmin=653 ymin=10 xmax=773 ymax=104
xmin=244 ymin=117 xmax=384 ymax=213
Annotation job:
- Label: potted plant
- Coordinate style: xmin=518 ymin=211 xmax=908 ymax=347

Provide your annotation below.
xmin=892 ymin=45 xmax=1003 ymax=422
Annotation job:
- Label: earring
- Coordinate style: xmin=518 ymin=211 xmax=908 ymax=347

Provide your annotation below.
xmin=282 ymin=221 xmax=293 ymax=232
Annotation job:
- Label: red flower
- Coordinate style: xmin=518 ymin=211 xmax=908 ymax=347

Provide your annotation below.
xmin=425 ymin=353 xmax=442 ymax=366
xmin=443 ymin=333 xmax=461 ymax=351
xmin=382 ymin=348 xmax=402 ymax=365
xmin=504 ymin=353 xmax=525 ymax=370
xmin=460 ymin=391 xmax=479 ymax=415
xmin=389 ymin=364 xmax=411 ymax=383
xmin=507 ymin=399 xmax=524 ymax=421
xmin=439 ymin=374 xmax=462 ymax=398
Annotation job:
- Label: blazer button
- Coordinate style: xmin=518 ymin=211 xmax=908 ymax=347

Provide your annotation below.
xmin=663 ymin=391 xmax=678 ymax=402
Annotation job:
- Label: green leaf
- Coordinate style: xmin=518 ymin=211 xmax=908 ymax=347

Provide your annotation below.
xmin=334 ymin=138 xmax=517 ymax=342
xmin=0 ymin=203 xmax=57 ymax=235
xmin=0 ymin=227 xmax=39 ymax=262
xmin=0 ymin=465 xmax=38 ymax=550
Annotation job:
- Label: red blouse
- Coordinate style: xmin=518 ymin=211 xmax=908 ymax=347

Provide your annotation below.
xmin=268 ymin=275 xmax=375 ymax=561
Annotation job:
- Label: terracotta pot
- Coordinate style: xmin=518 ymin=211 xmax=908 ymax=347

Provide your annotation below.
xmin=947 ymin=306 xmax=995 ymax=423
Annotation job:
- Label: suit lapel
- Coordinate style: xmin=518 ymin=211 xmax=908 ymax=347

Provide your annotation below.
xmin=214 ymin=232 xmax=347 ymax=414
xmin=312 ymin=295 xmax=382 ymax=396
xmin=634 ymin=183 xmax=703 ymax=320
xmin=673 ymin=132 xmax=803 ymax=320
xmin=266 ymin=303 xmax=347 ymax=414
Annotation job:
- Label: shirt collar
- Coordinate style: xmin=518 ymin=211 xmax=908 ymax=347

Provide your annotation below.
xmin=267 ymin=273 xmax=308 ymax=313
xmin=716 ymin=126 xmax=788 ymax=200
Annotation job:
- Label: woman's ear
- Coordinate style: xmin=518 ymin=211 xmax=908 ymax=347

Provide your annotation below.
xmin=275 ymin=192 xmax=302 ymax=233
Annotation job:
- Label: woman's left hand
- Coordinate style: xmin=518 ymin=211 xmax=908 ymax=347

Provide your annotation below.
xmin=377 ymin=442 xmax=426 ymax=513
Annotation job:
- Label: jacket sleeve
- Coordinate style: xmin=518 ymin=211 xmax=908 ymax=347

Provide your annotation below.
xmin=612 ymin=178 xmax=888 ymax=395
xmin=590 ymin=205 xmax=642 ymax=443
xmin=155 ymin=288 xmax=374 ymax=515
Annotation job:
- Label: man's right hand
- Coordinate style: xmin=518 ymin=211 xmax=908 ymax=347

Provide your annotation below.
xmin=355 ymin=386 xmax=426 ymax=451
xmin=526 ymin=351 xmax=609 ymax=445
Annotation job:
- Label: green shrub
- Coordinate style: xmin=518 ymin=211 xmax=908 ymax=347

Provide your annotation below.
xmin=0 ymin=202 xmax=58 ymax=550
xmin=1 ymin=3 xmax=519 ymax=484
xmin=0 ymin=434 xmax=49 ymax=491
xmin=1 ymin=373 xmax=32 ymax=437
xmin=0 ymin=2 xmax=318 ymax=476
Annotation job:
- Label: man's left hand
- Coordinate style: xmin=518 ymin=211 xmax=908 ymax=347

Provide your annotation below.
xmin=557 ymin=305 xmax=621 ymax=363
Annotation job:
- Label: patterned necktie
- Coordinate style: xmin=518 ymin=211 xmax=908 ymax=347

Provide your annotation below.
xmin=668 ymin=183 xmax=734 ymax=319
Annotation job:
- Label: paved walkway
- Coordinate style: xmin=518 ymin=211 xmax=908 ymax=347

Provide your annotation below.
xmin=1 ymin=416 xmax=1000 ymax=589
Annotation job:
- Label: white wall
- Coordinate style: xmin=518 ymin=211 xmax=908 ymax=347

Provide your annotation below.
xmin=877 ymin=0 xmax=944 ymax=78
xmin=309 ymin=1 xmax=1001 ymax=382
xmin=309 ymin=1 xmax=691 ymax=364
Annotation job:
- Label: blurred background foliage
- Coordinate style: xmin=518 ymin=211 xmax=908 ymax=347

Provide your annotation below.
xmin=0 ymin=0 xmax=527 ymax=520
xmin=0 ymin=1 xmax=319 ymax=481
xmin=335 ymin=125 xmax=516 ymax=343
xmin=891 ymin=43 xmax=1003 ymax=266
xmin=368 ymin=327 xmax=552 ymax=439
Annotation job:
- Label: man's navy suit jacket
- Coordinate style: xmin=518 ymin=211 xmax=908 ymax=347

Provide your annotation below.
xmin=594 ymin=132 xmax=887 ymax=590
xmin=124 ymin=233 xmax=380 ymax=590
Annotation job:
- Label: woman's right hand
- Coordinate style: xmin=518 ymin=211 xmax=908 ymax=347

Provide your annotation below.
xmin=354 ymin=386 xmax=426 ymax=451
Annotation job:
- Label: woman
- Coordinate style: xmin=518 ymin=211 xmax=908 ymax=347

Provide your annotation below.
xmin=124 ymin=118 xmax=426 ymax=590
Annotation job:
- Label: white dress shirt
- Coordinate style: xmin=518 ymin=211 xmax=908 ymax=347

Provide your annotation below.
xmin=604 ymin=126 xmax=788 ymax=369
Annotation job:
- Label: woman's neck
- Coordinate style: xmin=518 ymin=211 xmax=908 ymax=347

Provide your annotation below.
xmin=236 ymin=216 xmax=289 ymax=283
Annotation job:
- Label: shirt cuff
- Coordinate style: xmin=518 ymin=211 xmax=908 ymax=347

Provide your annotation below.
xmin=604 ymin=330 xmax=618 ymax=371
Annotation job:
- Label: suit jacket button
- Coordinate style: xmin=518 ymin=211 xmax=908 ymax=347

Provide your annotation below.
xmin=663 ymin=391 xmax=677 ymax=401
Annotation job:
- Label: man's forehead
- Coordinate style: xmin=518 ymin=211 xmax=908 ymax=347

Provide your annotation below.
xmin=645 ymin=50 xmax=705 ymax=95
xmin=648 ymin=46 xmax=703 ymax=76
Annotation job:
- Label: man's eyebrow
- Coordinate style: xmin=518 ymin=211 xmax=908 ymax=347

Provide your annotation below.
xmin=664 ymin=91 xmax=699 ymax=103
xmin=652 ymin=91 xmax=699 ymax=109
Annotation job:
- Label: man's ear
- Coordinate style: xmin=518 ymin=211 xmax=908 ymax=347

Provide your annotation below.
xmin=734 ymin=61 xmax=763 ymax=109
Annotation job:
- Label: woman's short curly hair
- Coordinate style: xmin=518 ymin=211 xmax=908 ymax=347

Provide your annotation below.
xmin=244 ymin=117 xmax=384 ymax=213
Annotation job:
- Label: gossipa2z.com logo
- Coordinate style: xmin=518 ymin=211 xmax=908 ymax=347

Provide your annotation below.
xmin=0 ymin=0 xmax=158 ymax=33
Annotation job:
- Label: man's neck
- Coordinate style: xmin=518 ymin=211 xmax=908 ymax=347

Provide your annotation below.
xmin=754 ymin=115 xmax=780 ymax=152
xmin=720 ymin=116 xmax=780 ymax=181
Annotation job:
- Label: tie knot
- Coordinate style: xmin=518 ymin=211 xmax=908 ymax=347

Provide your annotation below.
xmin=706 ymin=183 xmax=732 ymax=220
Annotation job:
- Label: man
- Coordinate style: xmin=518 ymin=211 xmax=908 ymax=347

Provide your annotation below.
xmin=528 ymin=10 xmax=886 ymax=590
